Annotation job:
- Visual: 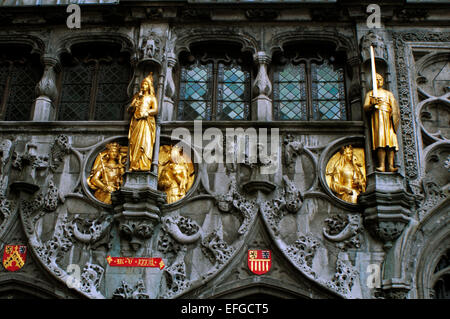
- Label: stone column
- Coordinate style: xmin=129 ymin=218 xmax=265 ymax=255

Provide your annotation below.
xmin=161 ymin=52 xmax=177 ymax=122
xmin=251 ymin=51 xmax=272 ymax=121
xmin=31 ymin=55 xmax=60 ymax=121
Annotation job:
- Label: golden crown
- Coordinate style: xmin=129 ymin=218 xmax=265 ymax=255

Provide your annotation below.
xmin=105 ymin=142 xmax=120 ymax=151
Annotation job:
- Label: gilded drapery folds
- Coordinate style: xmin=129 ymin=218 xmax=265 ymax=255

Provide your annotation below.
xmin=128 ymin=73 xmax=158 ymax=172
xmin=87 ymin=142 xmax=127 ymax=204
xmin=88 ymin=144 xmax=195 ymax=205
xmin=157 ymin=145 xmax=195 ymax=204
xmin=326 ymin=145 xmax=366 ymax=204
xmin=363 ymin=73 xmax=400 ymax=172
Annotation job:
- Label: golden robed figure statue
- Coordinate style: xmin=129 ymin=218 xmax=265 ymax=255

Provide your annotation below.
xmin=128 ymin=73 xmax=158 ymax=171
xmin=158 ymin=145 xmax=195 ymax=204
xmin=363 ymin=73 xmax=400 ymax=173
xmin=87 ymin=142 xmax=127 ymax=204
xmin=326 ymin=145 xmax=366 ymax=204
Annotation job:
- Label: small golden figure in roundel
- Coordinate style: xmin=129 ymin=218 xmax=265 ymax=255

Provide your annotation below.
xmin=157 ymin=145 xmax=195 ymax=204
xmin=326 ymin=145 xmax=366 ymax=204
xmin=87 ymin=142 xmax=127 ymax=204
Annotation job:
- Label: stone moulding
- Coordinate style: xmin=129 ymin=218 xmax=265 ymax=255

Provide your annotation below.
xmin=269 ymin=30 xmax=358 ymax=61
xmin=173 ymin=27 xmax=258 ymax=57
xmin=391 ymin=31 xmax=450 ymax=181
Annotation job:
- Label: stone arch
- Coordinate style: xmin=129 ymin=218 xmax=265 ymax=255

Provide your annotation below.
xmin=410 ymin=198 xmax=450 ymax=298
xmin=174 ymin=28 xmax=258 ymax=57
xmin=269 ymin=30 xmax=358 ymax=62
xmin=0 ymin=274 xmax=63 ymax=299
xmin=206 ymin=277 xmax=312 ymax=299
xmin=55 ymin=32 xmax=135 ymax=59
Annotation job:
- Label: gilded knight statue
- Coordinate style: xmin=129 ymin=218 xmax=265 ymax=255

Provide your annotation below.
xmin=363 ymin=73 xmax=400 ymax=173
xmin=128 ymin=73 xmax=158 ymax=171
xmin=87 ymin=142 xmax=127 ymax=204
xmin=326 ymin=145 xmax=366 ymax=204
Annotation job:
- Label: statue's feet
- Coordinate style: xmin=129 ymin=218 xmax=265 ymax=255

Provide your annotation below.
xmin=376 ymin=166 xmax=385 ymax=172
xmin=388 ymin=166 xmax=398 ymax=172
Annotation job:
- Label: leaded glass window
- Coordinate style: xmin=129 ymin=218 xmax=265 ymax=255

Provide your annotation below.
xmin=273 ymin=64 xmax=307 ymax=120
xmin=311 ymin=61 xmax=346 ymax=120
xmin=273 ymin=53 xmax=347 ymax=121
xmin=179 ymin=62 xmax=212 ymax=120
xmin=178 ymin=45 xmax=251 ymax=121
xmin=0 ymin=48 xmax=41 ymax=121
xmin=217 ymin=63 xmax=250 ymax=120
xmin=57 ymin=45 xmax=131 ymax=121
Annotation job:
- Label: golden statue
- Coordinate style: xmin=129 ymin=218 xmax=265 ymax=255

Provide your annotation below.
xmin=87 ymin=143 xmax=127 ymax=204
xmin=326 ymin=145 xmax=366 ymax=204
xmin=363 ymin=73 xmax=400 ymax=172
xmin=128 ymin=73 xmax=158 ymax=171
xmin=157 ymin=145 xmax=195 ymax=204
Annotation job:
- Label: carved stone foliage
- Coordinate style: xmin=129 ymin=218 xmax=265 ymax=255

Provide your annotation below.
xmin=285 ymin=235 xmax=319 ymax=278
xmin=49 ymin=134 xmax=71 ymax=172
xmin=325 ymin=253 xmax=359 ymax=297
xmin=417 ymin=178 xmax=446 ymax=220
xmin=323 ymin=213 xmax=363 ymax=250
xmin=80 ymin=263 xmax=104 ymax=298
xmin=113 ymin=280 xmax=150 ymax=299
xmin=201 ymin=230 xmax=234 ymax=268
xmin=34 ymin=215 xmax=74 ymax=271
xmin=0 ymin=139 xmax=12 ymax=192
xmin=215 ymin=175 xmax=258 ymax=235
xmin=21 ymin=179 xmax=62 ymax=235
xmin=161 ymin=245 xmax=190 ymax=299
xmin=72 ymin=214 xmax=113 ymax=249
xmin=0 ymin=139 xmax=13 ymax=233
xmin=260 ymin=175 xmax=302 ymax=236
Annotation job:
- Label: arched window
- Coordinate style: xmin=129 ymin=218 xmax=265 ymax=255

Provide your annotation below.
xmin=432 ymin=249 xmax=450 ymax=299
xmin=56 ymin=43 xmax=131 ymax=121
xmin=0 ymin=45 xmax=42 ymax=121
xmin=273 ymin=43 xmax=348 ymax=121
xmin=177 ymin=42 xmax=251 ymax=121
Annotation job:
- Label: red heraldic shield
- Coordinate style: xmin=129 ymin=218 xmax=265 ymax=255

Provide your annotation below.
xmin=248 ymin=250 xmax=271 ymax=275
xmin=3 ymin=245 xmax=27 ymax=272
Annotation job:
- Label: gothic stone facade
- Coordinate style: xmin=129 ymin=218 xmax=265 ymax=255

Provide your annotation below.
xmin=0 ymin=1 xmax=448 ymax=299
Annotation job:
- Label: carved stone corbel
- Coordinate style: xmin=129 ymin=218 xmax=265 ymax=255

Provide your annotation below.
xmin=360 ymin=31 xmax=388 ymax=64
xmin=358 ymin=172 xmax=414 ymax=250
xmin=10 ymin=142 xmax=49 ymax=194
xmin=112 ymin=172 xmax=167 ymax=253
xmin=112 ymin=280 xmax=150 ymax=299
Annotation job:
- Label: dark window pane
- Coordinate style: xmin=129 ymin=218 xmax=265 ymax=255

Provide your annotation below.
xmin=0 ymin=64 xmax=8 ymax=107
xmin=94 ymin=61 xmax=130 ymax=120
xmin=58 ymin=63 xmax=93 ymax=121
xmin=5 ymin=63 xmax=36 ymax=121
